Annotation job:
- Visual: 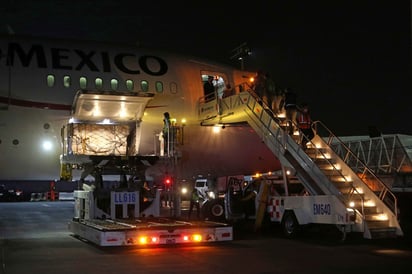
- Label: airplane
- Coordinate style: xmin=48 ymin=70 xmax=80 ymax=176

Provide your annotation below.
xmin=0 ymin=34 xmax=281 ymax=188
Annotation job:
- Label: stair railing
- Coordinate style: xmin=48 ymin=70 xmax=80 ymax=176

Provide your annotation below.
xmin=313 ymin=120 xmax=398 ymax=217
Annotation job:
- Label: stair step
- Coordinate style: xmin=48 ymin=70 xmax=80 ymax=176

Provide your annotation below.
xmin=291 ymin=135 xmax=300 ymax=142
xmin=369 ymin=227 xmax=398 ymax=239
xmin=365 ymin=218 xmax=389 ymax=228
xmin=333 ymin=183 xmax=353 ymax=194
xmin=326 ymin=175 xmax=349 ymax=183
xmin=320 ymin=169 xmax=343 ymax=176
xmin=316 ymin=162 xmax=335 ymax=168
xmin=312 ymin=158 xmax=334 ymax=166
xmin=305 ymin=147 xmax=328 ymax=157
xmin=343 ymin=192 xmax=366 ymax=199
xmin=355 ymin=206 xmax=379 ymax=215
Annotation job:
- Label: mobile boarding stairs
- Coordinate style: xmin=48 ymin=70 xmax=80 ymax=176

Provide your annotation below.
xmin=198 ymin=89 xmax=403 ymax=240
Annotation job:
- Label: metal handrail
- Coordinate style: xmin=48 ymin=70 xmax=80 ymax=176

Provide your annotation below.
xmin=313 ymin=120 xmax=398 ymax=217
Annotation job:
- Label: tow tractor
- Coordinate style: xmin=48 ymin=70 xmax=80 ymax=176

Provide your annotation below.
xmin=192 ymin=176 xmax=226 ymax=222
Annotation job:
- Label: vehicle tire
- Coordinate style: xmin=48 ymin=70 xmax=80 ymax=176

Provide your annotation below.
xmin=335 ymin=225 xmax=347 ymax=244
xmin=281 ymin=211 xmax=300 ymax=238
xmin=204 ymin=199 xmax=225 ymax=221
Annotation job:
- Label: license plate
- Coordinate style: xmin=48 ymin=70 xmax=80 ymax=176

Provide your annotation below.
xmin=166 ymin=239 xmax=176 ymax=244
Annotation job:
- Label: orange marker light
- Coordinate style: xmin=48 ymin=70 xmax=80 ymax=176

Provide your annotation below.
xmin=192 ymin=234 xmax=202 ymax=242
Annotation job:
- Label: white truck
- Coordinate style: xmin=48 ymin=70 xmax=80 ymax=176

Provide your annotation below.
xmin=223 ymin=172 xmax=397 ymax=241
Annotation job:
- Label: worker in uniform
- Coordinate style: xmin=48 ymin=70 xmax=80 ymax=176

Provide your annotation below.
xmin=296 ymin=103 xmax=314 ymax=150
xmin=280 ymin=88 xmax=298 ymax=135
xmin=188 ymin=187 xmax=200 ymax=220
xmin=162 ymin=112 xmax=171 ymax=155
xmin=240 ymin=180 xmax=260 ymax=219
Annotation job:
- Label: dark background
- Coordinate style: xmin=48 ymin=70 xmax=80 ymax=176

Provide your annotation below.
xmin=0 ymin=0 xmax=410 ymax=136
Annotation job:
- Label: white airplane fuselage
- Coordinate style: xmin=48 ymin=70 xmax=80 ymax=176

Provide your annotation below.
xmin=0 ymin=35 xmax=280 ymax=184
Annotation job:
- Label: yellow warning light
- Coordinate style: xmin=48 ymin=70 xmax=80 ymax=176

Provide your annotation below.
xmin=138 ymin=236 xmax=159 ymax=244
xmin=138 ymin=236 xmax=148 ymax=244
xmin=192 ymin=234 xmax=202 ymax=242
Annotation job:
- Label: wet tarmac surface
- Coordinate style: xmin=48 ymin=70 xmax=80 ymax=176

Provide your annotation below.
xmin=1 ymin=201 xmax=412 ymax=274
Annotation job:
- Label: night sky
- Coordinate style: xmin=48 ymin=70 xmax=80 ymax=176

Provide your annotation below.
xmin=0 ymin=1 xmax=410 ymax=136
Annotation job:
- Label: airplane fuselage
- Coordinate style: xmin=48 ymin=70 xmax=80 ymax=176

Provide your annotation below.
xmin=0 ymin=35 xmax=280 ymax=184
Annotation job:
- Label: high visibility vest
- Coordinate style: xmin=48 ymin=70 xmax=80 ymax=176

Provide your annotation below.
xmin=192 ymin=191 xmax=200 ymax=202
xmin=297 ymin=112 xmax=311 ymax=129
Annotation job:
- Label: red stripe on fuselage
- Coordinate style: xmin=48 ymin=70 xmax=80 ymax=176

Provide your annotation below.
xmin=0 ymin=96 xmax=72 ymax=111
xmin=0 ymin=96 xmax=165 ymax=111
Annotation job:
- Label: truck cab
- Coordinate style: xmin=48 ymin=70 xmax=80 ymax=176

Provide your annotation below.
xmin=194 ymin=177 xmax=225 ymax=221
xmin=194 ymin=177 xmax=214 ymax=200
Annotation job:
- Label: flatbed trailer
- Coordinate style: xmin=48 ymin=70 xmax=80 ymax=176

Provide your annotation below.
xmin=68 ymin=188 xmax=233 ymax=246
xmin=69 ymin=218 xmax=233 ymax=246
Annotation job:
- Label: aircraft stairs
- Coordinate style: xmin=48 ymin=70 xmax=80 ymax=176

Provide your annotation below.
xmin=198 ymin=90 xmax=403 ymax=239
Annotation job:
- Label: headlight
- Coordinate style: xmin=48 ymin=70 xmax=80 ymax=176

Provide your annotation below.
xmin=207 ymin=191 xmax=216 ymax=199
xmin=181 ymin=187 xmax=188 ymax=195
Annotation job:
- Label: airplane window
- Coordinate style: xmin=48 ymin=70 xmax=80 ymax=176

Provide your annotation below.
xmin=111 ymin=79 xmax=119 ymax=90
xmin=141 ymin=80 xmax=149 ymax=92
xmin=126 ymin=80 xmax=134 ymax=91
xmin=80 ymin=77 xmax=87 ymax=89
xmin=95 ymin=78 xmax=103 ymax=90
xmin=63 ymin=76 xmax=71 ymax=88
xmin=47 ymin=75 xmax=55 ymax=87
xmin=155 ymin=81 xmax=163 ymax=93
xmin=169 ymin=82 xmax=178 ymax=94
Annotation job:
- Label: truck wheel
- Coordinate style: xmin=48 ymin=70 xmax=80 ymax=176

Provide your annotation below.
xmin=281 ymin=211 xmax=299 ymax=238
xmin=336 ymin=225 xmax=347 ymax=243
xmin=205 ymin=200 xmax=225 ymax=221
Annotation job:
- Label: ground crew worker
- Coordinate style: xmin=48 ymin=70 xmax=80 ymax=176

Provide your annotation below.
xmin=240 ymin=180 xmax=260 ymax=219
xmin=188 ymin=187 xmax=200 ymax=219
xmin=162 ymin=112 xmax=171 ymax=154
xmin=279 ymin=88 xmax=298 ymax=135
xmin=251 ymin=70 xmax=266 ymax=102
xmin=296 ymin=103 xmax=314 ymax=149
